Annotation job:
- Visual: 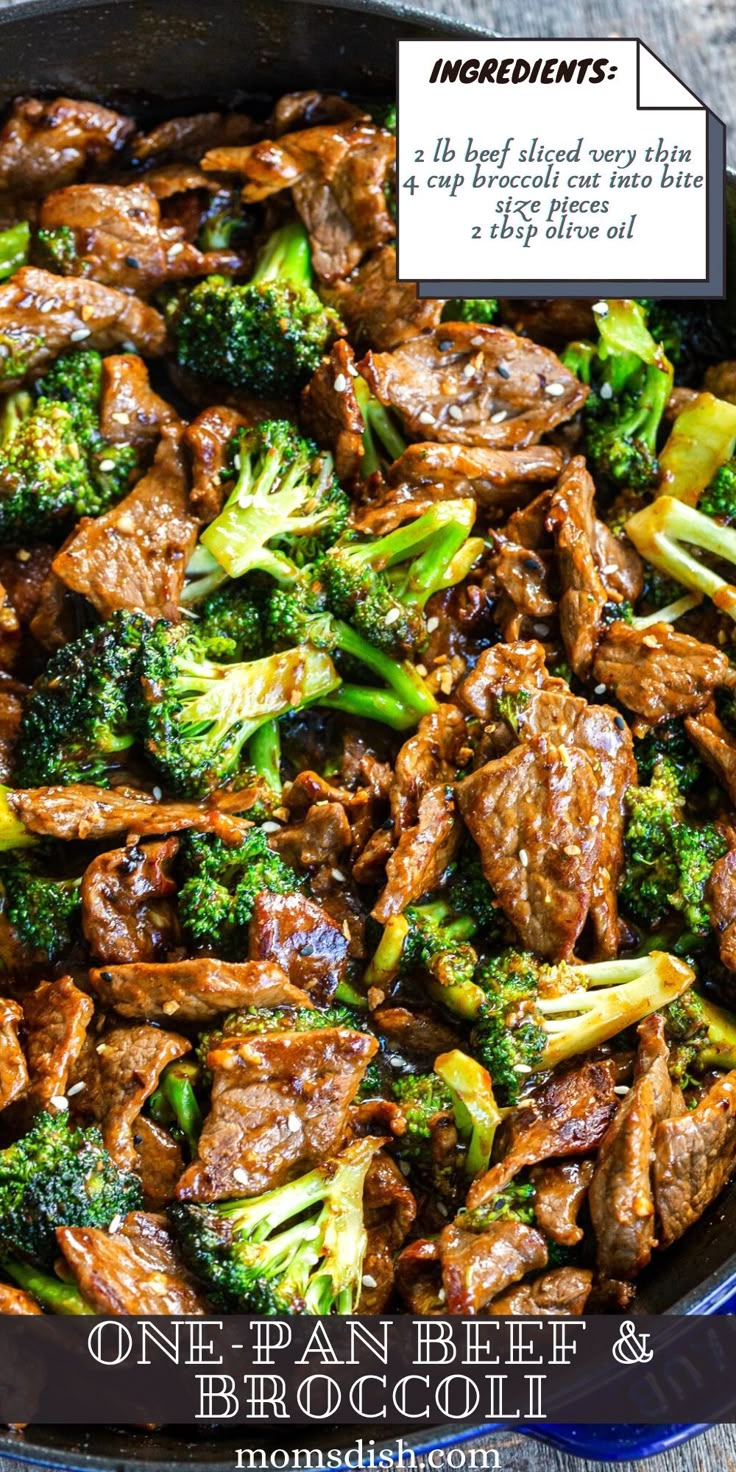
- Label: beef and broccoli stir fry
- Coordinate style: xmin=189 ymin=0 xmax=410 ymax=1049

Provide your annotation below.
xmin=0 ymin=90 xmax=733 ymax=1320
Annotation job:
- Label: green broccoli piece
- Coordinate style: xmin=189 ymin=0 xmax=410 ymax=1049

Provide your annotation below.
xmin=625 ymin=494 xmax=736 ymax=624
xmin=15 ymin=610 xmax=145 ymax=787
xmin=197 ymin=197 xmax=254 ymax=253
xmin=264 ymin=572 xmax=437 ymax=731
xmin=391 ymin=1071 xmax=457 ymax=1194
xmin=319 ymin=500 xmax=482 ymax=657
xmin=0 ymin=785 xmax=35 ymax=852
xmin=0 ymin=350 xmax=137 ymax=542
xmin=197 ymin=1002 xmax=373 ymax=1080
xmin=620 ymin=762 xmax=727 ymax=935
xmin=456 ymin=1180 xmax=536 ymax=1232
xmin=137 ymin=616 xmax=341 ymax=795
xmin=562 ymin=299 xmax=673 ymax=490
xmin=192 ymin=580 xmax=264 ymax=661
xmin=148 ymin=1060 xmax=202 ymax=1159
xmin=633 ymin=719 xmax=706 ymax=795
xmin=662 ymin=990 xmax=736 ymax=1082
xmin=169 ymin=1136 xmax=382 ymax=1314
xmin=0 ymin=221 xmax=29 ymax=281
xmin=197 ymin=419 xmax=349 ymax=585
xmin=442 ymin=298 xmax=499 ymax=324
xmin=0 ymin=851 xmax=81 ymax=964
xmin=178 ymin=828 xmax=303 ymax=960
xmin=365 ymin=850 xmax=501 ymax=993
xmin=657 ymin=392 xmax=736 ymax=509
xmin=700 ymin=460 xmax=736 ymax=520
xmin=353 ymin=376 xmax=407 ymax=478
xmin=170 ymin=221 xmax=342 ymax=397
xmin=2 ymin=1256 xmax=92 ymax=1314
xmin=437 ymin=947 xmax=695 ymax=1104
xmin=36 ymin=224 xmax=78 ymax=274
xmin=0 ymin=1112 xmax=142 ymax=1267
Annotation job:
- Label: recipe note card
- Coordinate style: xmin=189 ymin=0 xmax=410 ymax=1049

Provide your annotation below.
xmin=396 ymin=38 xmax=725 ymax=297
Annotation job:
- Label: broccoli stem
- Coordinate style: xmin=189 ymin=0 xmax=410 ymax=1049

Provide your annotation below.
xmin=659 ymin=392 xmax=736 ymax=507
xmin=3 ymin=1257 xmax=93 ymax=1315
xmin=149 ymin=1062 xmax=202 ymax=1159
xmin=251 ymin=221 xmax=313 ymax=290
xmin=247 ymin=718 xmax=282 ymax=794
xmin=626 ymin=495 xmax=736 ymax=619
xmin=699 ymin=995 xmax=736 ymax=1069
xmin=364 ymin=914 xmax=410 ymax=988
xmin=434 ymin=1049 xmax=502 ymax=1176
xmin=631 ymin=593 xmax=703 ymax=630
xmin=349 ymin=501 xmax=476 ymax=604
xmin=334 ymin=977 xmax=369 ymax=1008
xmin=0 ymin=786 xmax=36 ymax=851
xmin=324 ymin=683 xmax=433 ymax=731
xmin=0 ymin=222 xmax=29 ymax=282
xmin=329 ymin=617 xmax=437 ymax=718
xmin=354 ymin=377 xmax=407 ymax=477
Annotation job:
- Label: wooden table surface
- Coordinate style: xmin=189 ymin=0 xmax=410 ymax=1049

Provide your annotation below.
xmin=0 ymin=0 xmax=732 ymax=1469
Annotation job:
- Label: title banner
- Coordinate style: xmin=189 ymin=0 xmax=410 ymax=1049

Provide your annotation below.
xmin=396 ymin=38 xmax=725 ymax=297
xmin=2 ymin=1315 xmax=736 ymax=1425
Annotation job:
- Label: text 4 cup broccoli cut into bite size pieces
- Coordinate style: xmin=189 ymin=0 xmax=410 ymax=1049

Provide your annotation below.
xmin=0 ymin=88 xmax=736 ymax=1324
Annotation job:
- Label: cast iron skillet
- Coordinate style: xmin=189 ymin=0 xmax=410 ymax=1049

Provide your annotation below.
xmin=0 ymin=0 xmax=734 ymax=1464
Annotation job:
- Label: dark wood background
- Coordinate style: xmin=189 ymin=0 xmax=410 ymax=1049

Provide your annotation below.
xmin=0 ymin=0 xmax=733 ymax=1468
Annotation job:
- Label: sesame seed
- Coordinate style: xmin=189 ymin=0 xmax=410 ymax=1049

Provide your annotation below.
xmin=111 ymin=411 xmax=130 ymax=425
xmin=594 ymin=682 xmax=607 ymax=695
xmin=232 ymin=1167 xmax=250 ymax=1185
xmin=448 ymin=405 xmax=463 ymax=421
xmin=642 ymin=634 xmax=658 ymax=648
xmin=39 ymin=297 xmax=55 ymax=313
xmin=333 ymin=373 xmax=348 ymax=393
xmin=162 ymin=1000 xmax=180 ymax=1015
xmin=15 ymin=548 xmax=30 ymax=563
xmin=67 ymin=1081 xmax=86 ymax=1097
xmin=261 ymin=820 xmax=281 ymax=833
xmin=599 ymin=381 xmax=614 ymax=401
xmin=331 ymin=867 xmax=346 ymax=882
xmin=592 ymin=300 xmax=609 ymax=315
xmin=437 ymin=1288 xmax=447 ymax=1303
xmin=168 ymin=242 xmax=184 ymax=256
xmin=418 ymin=410 xmax=434 ymax=426
xmin=108 ymin=1214 xmax=123 ymax=1234
xmin=399 ymin=1159 xmax=411 ymax=1175
xmin=98 ymin=459 xmax=116 ymax=472
xmin=49 ymin=1095 xmax=68 ymax=1111
xmin=490 ymin=409 xmax=507 ymax=423
xmin=436 ymin=1200 xmax=448 ymax=1218
xmin=513 ymin=1064 xmax=533 ymax=1074
xmin=564 ymin=843 xmax=581 ymax=856
xmin=152 ymin=786 xmax=163 ymax=801
xmin=70 ymin=327 xmax=91 ymax=341
xmin=545 ymin=382 xmax=565 ymax=397
xmin=471 ymin=335 xmax=485 ymax=346
xmin=287 ymin=1112 xmax=301 ymax=1134
xmin=361 ymin=1273 xmax=377 ymax=1289
xmin=384 ymin=607 xmax=401 ymax=625
xmin=518 ymin=848 xmax=528 ymax=868
xmin=533 ymin=622 xmax=550 ymax=637
xmin=613 ymin=1085 xmax=630 ymax=1096
xmin=415 ymin=663 xmax=427 ymax=677
xmin=427 ymin=616 xmax=439 ymax=633
xmin=497 ymin=363 xmax=511 ymax=380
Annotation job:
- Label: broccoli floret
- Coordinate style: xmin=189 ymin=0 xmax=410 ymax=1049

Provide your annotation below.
xmin=637 ymin=301 xmax=734 ymax=385
xmin=170 ymin=221 xmax=342 ymax=397
xmin=442 ymin=298 xmax=499 ymax=324
xmin=0 ymin=350 xmax=136 ymax=542
xmin=0 ymin=785 xmax=35 ymax=852
xmin=169 ymin=1137 xmax=382 ymax=1314
xmin=198 ymin=419 xmax=349 ymax=585
xmin=657 ymin=392 xmax=736 ymax=509
xmin=198 ymin=1001 xmax=372 ymax=1072
xmin=319 ymin=501 xmax=482 ymax=657
xmin=0 ymin=221 xmax=29 ymax=281
xmin=137 ymin=616 xmax=340 ymax=795
xmin=365 ymin=851 xmax=502 ymax=993
xmin=15 ymin=610 xmax=145 ymax=787
xmin=456 ymin=1180 xmax=536 ymax=1232
xmin=0 ymin=851 xmax=81 ymax=964
xmin=148 ymin=1060 xmax=202 ymax=1159
xmin=0 ymin=1112 xmax=142 ymax=1268
xmin=441 ymin=947 xmax=695 ymax=1104
xmin=662 ymin=990 xmax=736 ymax=1082
xmin=264 ymin=572 xmax=437 ymax=731
xmin=178 ymin=828 xmax=303 ymax=960
xmin=700 ymin=461 xmax=736 ymax=520
xmin=36 ymin=224 xmax=78 ymax=274
xmin=633 ymin=720 xmax=705 ymax=795
xmin=192 ymin=580 xmax=264 ymax=661
xmin=353 ymin=376 xmax=407 ymax=478
xmin=2 ymin=1255 xmax=92 ymax=1314
xmin=392 ymin=1053 xmax=500 ymax=1188
xmin=563 ymin=299 xmax=673 ymax=490
xmin=620 ymin=762 xmax=727 ymax=935
xmin=625 ymin=494 xmax=736 ymax=625
xmin=197 ymin=197 xmax=254 ymax=253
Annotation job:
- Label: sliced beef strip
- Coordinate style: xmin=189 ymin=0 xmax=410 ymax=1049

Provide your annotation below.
xmin=300 ymin=339 xmax=364 ymax=482
xmin=0 ymin=1283 xmax=42 ymax=1314
xmin=685 ymin=706 xmax=736 ymax=805
xmin=0 ymin=267 xmax=166 ymax=389
xmin=177 ymin=1027 xmax=377 ymax=1201
xmin=38 ymin=182 xmax=241 ymax=293
xmin=357 ymin=1150 xmax=416 ymax=1313
xmin=390 ymin=704 xmax=469 ymax=830
xmin=546 ymin=456 xmax=642 ymax=679
xmin=703 ymin=361 xmax=736 ymax=404
xmin=530 ymin=1159 xmax=595 ymax=1247
xmin=133 ymin=1116 xmax=184 ymax=1208
xmin=0 ymin=685 xmax=21 ymax=779
xmin=373 ymin=782 xmax=461 ymax=924
xmin=0 ymin=998 xmax=28 ymax=1110
xmin=359 ymin=324 xmax=587 ymax=451
xmin=487 ymin=535 xmax=556 ymax=640
xmin=373 ymin=1006 xmax=461 ymax=1063
xmin=589 ymin=1015 xmax=683 ymax=1280
xmin=0 ymin=544 xmax=55 ymax=626
xmin=439 ymin=1218 xmax=548 ymax=1315
xmin=57 ymin=1211 xmax=210 ymax=1315
xmin=90 ymin=956 xmax=306 ymax=1023
xmin=322 ymin=247 xmax=444 ymax=351
xmin=593 ymin=621 xmax=735 ymax=723
xmin=203 ymin=121 xmax=395 ymax=282
xmin=488 ymin=1266 xmax=593 ymax=1316
xmin=499 ymin=298 xmax=597 ymax=346
xmin=395 ymin=1238 xmax=445 ymax=1315
xmin=184 ymin=404 xmax=247 ymax=522
xmin=467 ymin=1061 xmax=618 ymax=1210
xmin=457 ymin=733 xmax=601 ymax=960
xmin=248 ymin=891 xmax=349 ymax=1001
xmin=53 ymin=425 xmax=198 ymax=621
xmin=131 ymin=112 xmax=259 ymax=165
xmin=272 ymin=92 xmax=368 ymax=134
xmin=707 ymin=848 xmax=736 ymax=970
xmin=270 ymin=800 xmax=352 ymax=871
xmin=654 ymin=1071 xmax=736 ymax=1246
xmin=7 ymin=783 xmax=258 ymax=843
xmin=99 ymin=354 xmax=179 ymax=454
xmin=0 ymin=581 xmax=20 ymax=670
xmin=0 ymin=96 xmax=134 ymax=195
xmin=21 ymin=975 xmax=93 ymax=1113
xmin=70 ymin=1023 xmax=190 ymax=1170
xmin=458 ymin=638 xmax=552 ymax=722
xmin=81 ymin=838 xmax=180 ymax=965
